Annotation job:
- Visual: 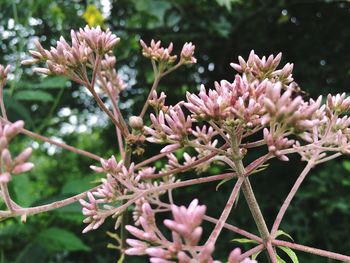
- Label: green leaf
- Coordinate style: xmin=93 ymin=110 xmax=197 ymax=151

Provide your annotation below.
xmin=14 ymin=90 xmax=54 ymax=102
xmin=250 ymin=163 xmax=270 ymax=175
xmin=276 ymin=253 xmax=287 ymax=263
xmin=3 ymin=92 xmax=33 ymax=125
xmin=61 ymin=177 xmax=95 ymax=195
xmin=252 ymin=250 xmax=262 ymax=260
xmin=216 ymin=0 xmax=242 ymax=11
xmin=11 ymin=175 xmax=37 ymax=207
xmin=342 ymin=160 xmax=350 ymax=172
xmin=35 ymin=76 xmax=69 ymax=89
xmin=276 ymin=229 xmax=294 ymax=241
xmin=15 ymin=242 xmax=48 ymax=263
xmin=55 ymin=202 xmax=84 ymax=223
xmin=15 ymin=76 xmax=69 ymax=90
xmin=216 ymin=178 xmax=231 ymax=191
xmin=37 ymin=227 xmax=90 ymax=252
xmin=133 ymin=0 xmax=171 ymax=22
xmin=231 ymin=238 xmax=258 ymax=244
xmin=278 ymin=246 xmax=299 ymax=263
xmin=211 ymin=16 xmax=231 ymax=38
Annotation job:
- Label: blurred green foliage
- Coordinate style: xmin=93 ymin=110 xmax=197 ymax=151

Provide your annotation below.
xmin=0 ymin=0 xmax=350 ymax=262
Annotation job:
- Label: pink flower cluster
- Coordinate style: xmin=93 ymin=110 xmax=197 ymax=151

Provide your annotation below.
xmin=230 ymin=50 xmax=292 ymax=84
xmin=81 ymin=156 xmax=137 ymax=233
xmin=140 ymin=39 xmax=177 ymax=64
xmin=0 ymin=121 xmax=34 ymax=183
xmin=144 ymin=105 xmax=192 ymax=153
xmin=125 ymin=199 xmax=255 ymax=263
xmin=140 ymin=39 xmax=196 ymax=65
xmin=99 ymin=54 xmax=127 ymax=98
xmin=21 ymin=26 xmax=120 ymax=81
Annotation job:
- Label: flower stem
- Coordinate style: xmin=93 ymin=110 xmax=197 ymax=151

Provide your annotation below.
xmin=139 ymin=74 xmax=161 ymax=118
xmin=0 ymin=183 xmax=13 ymax=211
xmin=0 ymin=80 xmax=8 ymax=120
xmin=205 ymin=177 xmax=244 ymax=246
xmin=272 ymin=240 xmax=350 ymax=262
xmin=231 ymin=133 xmax=276 ymax=262
xmin=0 ymin=185 xmax=100 ymax=218
xmin=239 ymin=244 xmax=265 ymax=259
xmin=0 ymin=117 xmax=101 ymax=161
xmin=270 ymin=160 xmax=315 ymax=237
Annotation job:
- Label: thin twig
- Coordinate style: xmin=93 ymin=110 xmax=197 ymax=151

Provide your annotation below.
xmin=270 ymin=159 xmax=315 ymax=237
xmin=143 ymin=143 xmax=229 ymax=179
xmin=203 ymin=215 xmax=262 ymax=243
xmin=0 ymin=183 xmax=13 ymax=211
xmin=0 ymin=117 xmax=101 ymax=161
xmin=272 ymin=240 xmax=350 ymax=262
xmin=205 ymin=177 xmax=244 ymax=246
xmin=266 ymin=242 xmax=277 ymax=263
xmin=0 ymin=79 xmax=8 ymax=119
xmin=140 ymin=74 xmax=161 ymax=118
xmin=0 ymin=185 xmax=100 ymax=218
xmin=239 ymin=244 xmax=265 ymax=259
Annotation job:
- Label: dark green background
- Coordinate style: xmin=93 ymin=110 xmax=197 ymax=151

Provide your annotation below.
xmin=0 ymin=0 xmax=350 ymax=262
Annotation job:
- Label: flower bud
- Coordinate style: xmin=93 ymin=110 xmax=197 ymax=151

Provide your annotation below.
xmin=129 ymin=116 xmax=144 ymax=130
xmin=0 ymin=172 xmax=11 ymax=183
xmin=12 ymin=162 xmax=34 ymax=174
xmin=15 ymin=147 xmax=33 ymax=164
xmin=1 ymin=148 xmax=12 ymax=169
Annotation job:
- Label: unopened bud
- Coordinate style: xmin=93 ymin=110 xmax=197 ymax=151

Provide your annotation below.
xmin=15 ymin=147 xmax=32 ymax=164
xmin=0 ymin=172 xmax=11 ymax=183
xmin=129 ymin=116 xmax=144 ymax=130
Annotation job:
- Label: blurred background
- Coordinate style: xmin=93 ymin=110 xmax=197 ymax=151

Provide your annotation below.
xmin=0 ymin=0 xmax=350 ymax=262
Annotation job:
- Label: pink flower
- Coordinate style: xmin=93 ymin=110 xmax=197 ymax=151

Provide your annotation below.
xmin=180 ymin=42 xmax=196 ymax=64
xmin=140 ymin=39 xmax=177 ymax=63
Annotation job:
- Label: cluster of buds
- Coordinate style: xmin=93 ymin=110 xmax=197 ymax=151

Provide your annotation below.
xmin=22 ymin=26 xmax=120 ymax=80
xmin=22 ymin=36 xmax=92 ymax=76
xmin=99 ymin=54 xmax=127 ymax=99
xmin=327 ymin=93 xmax=350 ymax=114
xmin=230 ymin=50 xmax=292 ymax=84
xmin=81 ymin=157 xmax=140 ymax=233
xmin=185 ymin=76 xmax=266 ymax=131
xmin=263 ymin=128 xmax=294 ymax=161
xmin=140 ymin=39 xmax=177 ymax=64
xmin=180 ymin=42 xmax=197 ymax=64
xmin=192 ymin=125 xmax=217 ymax=145
xmin=184 ymin=50 xmax=331 ymax=146
xmin=185 ymin=82 xmax=234 ymax=121
xmin=76 ymin=26 xmax=120 ymax=54
xmin=262 ymin=82 xmax=322 ymax=132
xmin=79 ymin=192 xmax=107 ymax=233
xmin=82 ymin=155 xmax=178 ymax=232
xmin=144 ymin=105 xmax=192 ymax=153
xmin=0 ymin=121 xmax=34 ymax=183
xmin=126 ymin=199 xmax=256 ymax=262
xmin=140 ymin=39 xmax=197 ymax=67
xmin=149 ymin=90 xmax=168 ymax=113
